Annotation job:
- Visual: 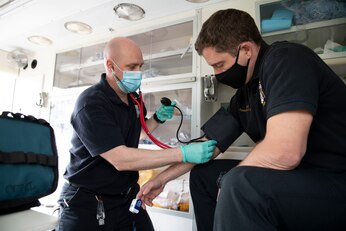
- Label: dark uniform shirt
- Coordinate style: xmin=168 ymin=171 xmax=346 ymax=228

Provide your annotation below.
xmin=64 ymin=74 xmax=144 ymax=195
xmin=203 ymin=41 xmax=346 ymax=172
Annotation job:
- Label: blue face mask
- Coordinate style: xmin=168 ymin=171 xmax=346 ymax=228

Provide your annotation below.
xmin=111 ymin=61 xmax=142 ymax=93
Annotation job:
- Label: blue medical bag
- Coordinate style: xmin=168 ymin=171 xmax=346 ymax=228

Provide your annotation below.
xmin=0 ymin=112 xmax=58 ymax=214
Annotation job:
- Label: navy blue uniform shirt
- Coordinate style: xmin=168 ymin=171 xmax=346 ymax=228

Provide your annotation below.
xmin=203 ymin=41 xmax=346 ymax=171
xmin=64 ymin=73 xmax=144 ymax=195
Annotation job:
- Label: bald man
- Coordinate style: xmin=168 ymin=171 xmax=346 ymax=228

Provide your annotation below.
xmin=56 ymin=37 xmax=217 ymax=231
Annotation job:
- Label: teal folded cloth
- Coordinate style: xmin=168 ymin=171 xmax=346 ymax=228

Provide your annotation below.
xmin=329 ymin=46 xmax=346 ymax=53
xmin=261 ymin=7 xmax=293 ymax=33
xmin=272 ymin=8 xmax=294 ymax=19
xmin=261 ymin=18 xmax=293 ymax=33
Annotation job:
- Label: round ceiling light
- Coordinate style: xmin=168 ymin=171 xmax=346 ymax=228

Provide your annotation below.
xmin=64 ymin=21 xmax=93 ymax=34
xmin=27 ymin=35 xmax=53 ymax=46
xmin=113 ymin=3 xmax=145 ymax=21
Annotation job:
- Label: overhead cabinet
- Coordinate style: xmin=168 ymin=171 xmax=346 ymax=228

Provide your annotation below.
xmin=129 ymin=21 xmax=194 ymax=81
xmin=256 ymin=0 xmax=346 ymax=78
xmin=53 ymin=20 xmax=195 ymax=89
xmin=54 ymin=43 xmax=105 ymax=88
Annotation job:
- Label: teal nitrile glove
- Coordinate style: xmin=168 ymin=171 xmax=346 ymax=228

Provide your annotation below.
xmin=155 ymin=101 xmax=176 ymax=123
xmin=180 ymin=140 xmax=217 ymax=164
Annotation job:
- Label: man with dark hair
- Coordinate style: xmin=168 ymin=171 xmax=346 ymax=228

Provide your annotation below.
xmin=137 ymin=8 xmax=346 ymax=231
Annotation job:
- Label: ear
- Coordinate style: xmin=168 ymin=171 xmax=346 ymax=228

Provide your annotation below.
xmin=239 ymin=41 xmax=253 ymax=59
xmin=105 ymin=59 xmax=113 ymax=71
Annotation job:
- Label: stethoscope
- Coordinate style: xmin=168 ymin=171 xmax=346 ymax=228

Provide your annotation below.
xmin=129 ymin=91 xmax=205 ymax=149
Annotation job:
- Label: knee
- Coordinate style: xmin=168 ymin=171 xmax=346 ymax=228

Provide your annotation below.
xmin=220 ymin=166 xmax=260 ymax=194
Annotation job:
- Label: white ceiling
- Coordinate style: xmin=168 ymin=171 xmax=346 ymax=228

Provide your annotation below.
xmin=0 ymin=0 xmax=228 ymax=54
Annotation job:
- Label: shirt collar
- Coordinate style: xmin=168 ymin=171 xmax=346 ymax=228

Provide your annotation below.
xmin=99 ymin=73 xmax=123 ymax=105
xmin=99 ymin=73 xmax=136 ymax=107
xmin=252 ymin=41 xmax=269 ymax=80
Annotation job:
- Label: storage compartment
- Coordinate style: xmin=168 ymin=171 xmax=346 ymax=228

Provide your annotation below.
xmin=257 ymin=0 xmax=346 ymax=78
xmin=258 ymin=0 xmax=346 ymax=33
xmin=129 ymin=21 xmax=194 ymax=79
xmin=140 ymin=87 xmax=192 ymax=147
xmin=53 ymin=20 xmax=194 ymax=89
xmin=257 ymin=0 xmax=346 ymax=59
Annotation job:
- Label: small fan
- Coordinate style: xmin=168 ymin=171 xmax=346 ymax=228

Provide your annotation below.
xmin=7 ymin=49 xmax=28 ymax=69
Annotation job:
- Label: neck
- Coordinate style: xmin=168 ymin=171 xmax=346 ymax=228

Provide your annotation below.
xmin=246 ymin=44 xmax=261 ymax=83
xmin=118 ymin=93 xmax=129 ymax=105
xmin=106 ymin=74 xmax=129 ymax=105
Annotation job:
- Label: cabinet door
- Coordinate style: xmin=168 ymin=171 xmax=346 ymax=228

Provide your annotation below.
xmin=129 ymin=20 xmax=194 ymax=80
xmin=54 ymin=19 xmax=195 ymax=89
xmin=54 ymin=49 xmax=81 ymax=88
xmin=79 ymin=43 xmax=105 ymax=87
xmin=54 ymin=43 xmax=105 ymax=89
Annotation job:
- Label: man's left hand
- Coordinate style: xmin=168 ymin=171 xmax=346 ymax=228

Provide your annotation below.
xmin=155 ymin=101 xmax=176 ymax=123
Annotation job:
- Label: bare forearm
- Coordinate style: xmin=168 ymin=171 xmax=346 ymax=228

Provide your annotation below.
xmin=155 ymin=147 xmax=221 ymax=185
xmin=156 ymin=162 xmax=195 ymax=185
xmin=101 ymin=146 xmax=183 ymax=171
xmin=239 ymin=111 xmax=311 ymax=170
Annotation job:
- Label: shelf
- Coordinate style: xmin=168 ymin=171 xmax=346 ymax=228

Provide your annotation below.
xmin=147 ymin=205 xmax=192 ymax=219
xmin=262 ymin=17 xmax=346 ymax=37
xmin=260 ymin=15 xmax=346 ymax=63
xmin=0 ymin=209 xmax=58 ymax=231
xmin=143 ymin=48 xmax=192 ymax=61
xmin=58 ymin=49 xmax=192 ymax=74
xmin=58 ymin=63 xmax=79 ymax=73
xmin=141 ymin=74 xmax=196 ymax=87
xmin=319 ymin=51 xmax=346 ymax=60
xmin=257 ymin=0 xmax=346 ymax=66
xmin=324 ymin=56 xmax=346 ymax=77
xmin=58 ymin=60 xmax=103 ymax=72
xmin=81 ymin=59 xmax=104 ymax=69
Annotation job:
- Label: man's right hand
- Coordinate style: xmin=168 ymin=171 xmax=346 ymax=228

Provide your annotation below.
xmin=137 ymin=177 xmax=165 ymax=209
xmin=180 ymin=140 xmax=217 ymax=164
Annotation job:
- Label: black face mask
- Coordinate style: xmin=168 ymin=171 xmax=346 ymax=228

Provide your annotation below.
xmin=215 ymin=48 xmax=249 ymax=89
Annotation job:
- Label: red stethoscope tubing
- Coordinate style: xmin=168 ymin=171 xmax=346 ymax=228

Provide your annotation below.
xmin=130 ymin=93 xmax=171 ymax=149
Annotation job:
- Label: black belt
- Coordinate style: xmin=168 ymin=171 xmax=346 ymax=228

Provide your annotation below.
xmin=67 ymin=182 xmax=138 ymax=199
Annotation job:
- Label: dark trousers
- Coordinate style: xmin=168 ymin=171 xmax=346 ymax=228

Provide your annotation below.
xmin=56 ymin=183 xmax=154 ymax=231
xmin=190 ymin=159 xmax=240 ymax=231
xmin=190 ymin=160 xmax=346 ymax=231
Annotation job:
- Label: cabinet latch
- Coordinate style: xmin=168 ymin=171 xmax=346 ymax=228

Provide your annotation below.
xmin=203 ymin=74 xmax=217 ymax=102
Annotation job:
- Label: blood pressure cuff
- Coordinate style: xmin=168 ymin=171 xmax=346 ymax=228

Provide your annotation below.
xmin=201 ymin=107 xmax=242 ymax=153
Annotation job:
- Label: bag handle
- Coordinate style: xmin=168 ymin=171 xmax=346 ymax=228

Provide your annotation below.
xmin=1 ymin=111 xmax=49 ymax=126
xmin=0 ymin=151 xmax=58 ymax=167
